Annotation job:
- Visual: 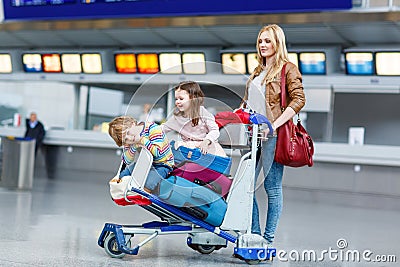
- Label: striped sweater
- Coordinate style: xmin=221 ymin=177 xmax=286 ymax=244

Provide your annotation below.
xmin=122 ymin=122 xmax=174 ymax=168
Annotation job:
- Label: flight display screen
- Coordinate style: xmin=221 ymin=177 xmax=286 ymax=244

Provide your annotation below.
xmin=11 ymin=0 xmax=75 ymax=7
xmin=3 ymin=0 xmax=352 ymax=21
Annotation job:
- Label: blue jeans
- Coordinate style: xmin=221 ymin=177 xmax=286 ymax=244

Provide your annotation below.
xmin=145 ymin=165 xmax=173 ymax=191
xmin=251 ymin=136 xmax=284 ymax=244
xmin=120 ymin=163 xmax=172 ymax=191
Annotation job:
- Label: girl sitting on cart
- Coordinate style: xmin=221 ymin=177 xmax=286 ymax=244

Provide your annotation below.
xmin=108 ymin=116 xmax=174 ymax=194
xmin=162 ymin=81 xmax=226 ymax=157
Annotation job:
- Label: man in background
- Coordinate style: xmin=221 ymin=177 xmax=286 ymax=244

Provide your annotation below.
xmin=24 ymin=112 xmax=46 ymax=155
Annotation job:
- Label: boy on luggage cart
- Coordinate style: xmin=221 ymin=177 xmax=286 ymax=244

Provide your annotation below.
xmin=108 ymin=116 xmax=174 ymax=194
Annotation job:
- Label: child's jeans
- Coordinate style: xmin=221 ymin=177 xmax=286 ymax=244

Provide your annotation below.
xmin=120 ymin=163 xmax=172 ymax=192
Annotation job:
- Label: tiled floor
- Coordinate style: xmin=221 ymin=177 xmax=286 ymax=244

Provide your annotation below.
xmin=0 ymin=173 xmax=399 ymax=267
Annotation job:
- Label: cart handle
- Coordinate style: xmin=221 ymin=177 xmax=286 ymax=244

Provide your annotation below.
xmin=249 ymin=113 xmax=273 ymax=134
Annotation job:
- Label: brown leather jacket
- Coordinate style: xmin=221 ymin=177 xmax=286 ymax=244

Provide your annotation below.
xmin=243 ymin=62 xmax=305 ymax=123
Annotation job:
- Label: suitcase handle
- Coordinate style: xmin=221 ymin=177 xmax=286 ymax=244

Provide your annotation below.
xmin=180 ymin=205 xmax=208 ymax=220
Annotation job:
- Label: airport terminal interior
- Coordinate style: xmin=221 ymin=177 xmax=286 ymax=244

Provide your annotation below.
xmin=1 ymin=0 xmax=400 ymax=266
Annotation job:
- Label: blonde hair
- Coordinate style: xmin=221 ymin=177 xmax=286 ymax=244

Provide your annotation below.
xmin=108 ymin=116 xmax=137 ymax=146
xmin=173 ymin=81 xmax=205 ymax=126
xmin=247 ymin=24 xmax=290 ymax=86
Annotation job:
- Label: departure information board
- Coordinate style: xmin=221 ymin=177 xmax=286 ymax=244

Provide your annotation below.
xmin=11 ymin=0 xmax=75 ymax=7
xmin=2 ymin=0 xmax=352 ymax=21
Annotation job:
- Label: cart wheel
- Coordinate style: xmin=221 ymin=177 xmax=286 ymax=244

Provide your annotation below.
xmin=245 ymin=259 xmax=261 ymax=265
xmin=196 ymin=244 xmax=216 ymax=254
xmin=104 ymin=233 xmax=132 ymax=258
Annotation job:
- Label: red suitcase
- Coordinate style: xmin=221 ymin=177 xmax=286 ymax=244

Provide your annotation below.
xmin=170 ymin=161 xmax=233 ymax=198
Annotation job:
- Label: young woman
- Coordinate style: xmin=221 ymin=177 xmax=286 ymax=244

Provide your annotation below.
xmin=242 ymin=24 xmax=306 ymax=246
xmin=162 ymin=81 xmax=225 ymax=156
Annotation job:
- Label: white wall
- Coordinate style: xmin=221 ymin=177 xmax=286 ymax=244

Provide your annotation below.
xmin=0 ymin=81 xmax=75 ymax=129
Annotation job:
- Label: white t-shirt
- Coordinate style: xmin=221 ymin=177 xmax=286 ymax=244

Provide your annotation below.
xmin=247 ymin=70 xmax=267 ymax=117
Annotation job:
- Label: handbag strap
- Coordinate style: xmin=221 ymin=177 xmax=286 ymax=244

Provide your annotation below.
xmin=280 ymin=63 xmax=287 ymax=110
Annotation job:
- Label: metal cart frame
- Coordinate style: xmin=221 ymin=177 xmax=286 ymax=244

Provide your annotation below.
xmin=98 ymin=122 xmax=276 ymax=264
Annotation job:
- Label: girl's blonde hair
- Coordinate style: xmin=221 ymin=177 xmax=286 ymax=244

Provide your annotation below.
xmin=247 ymin=24 xmax=290 ymax=86
xmin=108 ymin=116 xmax=137 ymax=147
xmin=173 ymin=81 xmax=205 ymax=126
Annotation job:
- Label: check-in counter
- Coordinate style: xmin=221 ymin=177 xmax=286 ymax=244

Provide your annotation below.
xmin=41 ymin=129 xmax=122 ymax=179
xmin=283 ymin=143 xmax=400 ymax=209
xmin=225 ymin=141 xmax=400 ymax=207
xmin=0 ymin=127 xmax=121 ymax=180
xmin=1 ymin=126 xmax=399 ymax=202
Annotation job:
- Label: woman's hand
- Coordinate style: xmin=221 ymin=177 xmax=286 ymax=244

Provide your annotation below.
xmin=198 ymin=139 xmax=212 ymax=154
xmin=261 ymin=123 xmax=276 ymax=139
xmin=261 ymin=128 xmax=270 ymax=140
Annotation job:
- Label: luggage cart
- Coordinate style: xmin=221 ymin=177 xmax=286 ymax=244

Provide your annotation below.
xmin=98 ymin=121 xmax=276 ymax=264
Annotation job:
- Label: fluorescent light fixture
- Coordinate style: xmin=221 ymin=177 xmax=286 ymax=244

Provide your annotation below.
xmin=246 ymin=53 xmax=258 ymax=74
xmin=345 ymin=52 xmax=374 ymax=75
xmin=61 ymin=54 xmax=82 ymax=73
xmin=42 ymin=54 xmax=62 ymax=73
xmin=115 ymin=53 xmax=137 ymax=73
xmin=137 ymin=53 xmax=159 ymax=74
xmin=221 ymin=53 xmax=246 ymax=74
xmin=375 ymin=52 xmax=400 ymax=76
xmin=299 ymin=52 xmax=326 ymax=75
xmin=81 ymin=53 xmax=102 ymax=74
xmin=0 ymin=54 xmax=12 ymax=73
xmin=182 ymin=53 xmax=206 ymax=74
xmin=159 ymin=53 xmax=182 ymax=74
xmin=22 ymin=53 xmax=42 ymax=72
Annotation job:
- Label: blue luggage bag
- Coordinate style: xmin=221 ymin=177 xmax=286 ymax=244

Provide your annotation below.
xmin=158 ymin=175 xmax=227 ymax=226
xmin=171 ymin=141 xmax=232 ymax=175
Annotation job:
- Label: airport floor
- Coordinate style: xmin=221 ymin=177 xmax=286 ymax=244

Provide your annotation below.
xmin=0 ymin=171 xmax=399 ymax=267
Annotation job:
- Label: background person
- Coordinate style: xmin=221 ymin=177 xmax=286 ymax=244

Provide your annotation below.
xmin=24 ymin=112 xmax=46 ymax=155
xmin=139 ymin=103 xmax=155 ymax=123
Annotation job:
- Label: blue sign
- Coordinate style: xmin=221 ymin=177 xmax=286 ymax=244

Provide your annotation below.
xmin=3 ymin=0 xmax=352 ymax=21
xmin=347 ymin=61 xmax=374 ymax=75
xmin=300 ymin=61 xmax=326 ymax=75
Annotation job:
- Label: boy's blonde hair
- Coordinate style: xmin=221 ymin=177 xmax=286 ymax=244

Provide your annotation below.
xmin=108 ymin=116 xmax=137 ymax=147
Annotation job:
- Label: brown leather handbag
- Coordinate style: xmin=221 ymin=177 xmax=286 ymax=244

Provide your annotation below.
xmin=274 ymin=63 xmax=314 ymax=167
